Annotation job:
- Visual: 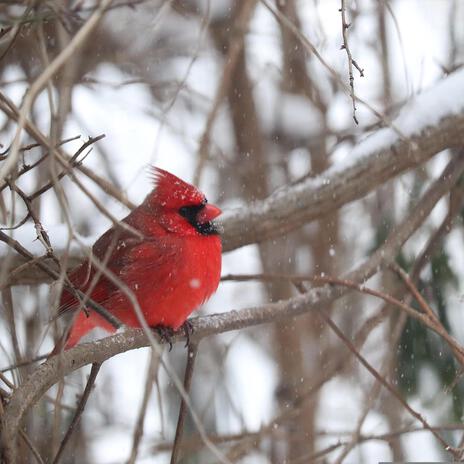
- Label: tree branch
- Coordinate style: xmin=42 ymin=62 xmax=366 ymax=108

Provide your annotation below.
xmin=3 ymin=70 xmax=464 ymax=286
xmin=221 ymin=113 xmax=464 ymax=250
xmin=51 ymin=363 xmax=101 ymax=464
xmin=2 ymin=151 xmax=463 ymax=461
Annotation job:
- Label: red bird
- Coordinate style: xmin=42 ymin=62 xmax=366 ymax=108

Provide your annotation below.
xmin=56 ymin=167 xmax=222 ymax=350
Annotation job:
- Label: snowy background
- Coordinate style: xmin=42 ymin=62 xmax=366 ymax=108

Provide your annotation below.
xmin=1 ymin=0 xmax=464 ymax=463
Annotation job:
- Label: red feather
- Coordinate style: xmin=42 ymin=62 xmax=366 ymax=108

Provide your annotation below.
xmin=56 ymin=168 xmax=222 ymax=351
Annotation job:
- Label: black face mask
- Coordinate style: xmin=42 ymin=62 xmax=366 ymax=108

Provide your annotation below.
xmin=178 ymin=203 xmax=219 ymax=236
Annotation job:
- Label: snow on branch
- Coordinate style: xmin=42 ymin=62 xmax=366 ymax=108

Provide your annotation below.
xmin=2 ymin=70 xmax=464 ymax=286
xmin=222 ymin=69 xmax=464 ymax=251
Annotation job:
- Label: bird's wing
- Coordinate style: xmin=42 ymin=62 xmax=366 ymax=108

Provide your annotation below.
xmin=105 ymin=236 xmax=183 ymax=295
xmin=57 ymin=225 xmax=145 ymax=313
xmin=58 ymin=232 xmax=182 ymax=315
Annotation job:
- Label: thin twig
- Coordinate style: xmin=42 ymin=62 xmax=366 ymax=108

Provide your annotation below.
xmin=389 ymin=263 xmax=439 ymax=322
xmin=0 ymin=5 xmax=33 ymax=64
xmin=259 ymin=0 xmax=410 ymax=141
xmin=1 ymin=353 xmax=49 ymax=373
xmin=340 ymin=0 xmax=364 ymax=124
xmin=332 ymin=308 xmax=407 ymax=463
xmin=170 ymin=342 xmax=199 ymax=464
xmin=0 ymin=230 xmax=123 ymax=330
xmin=0 ymin=0 xmax=114 ymax=182
xmin=222 ymin=271 xmax=464 ymax=367
xmin=0 ymin=91 xmax=133 ymax=209
xmin=29 ymin=134 xmax=105 ymax=201
xmin=0 ymin=370 xmax=15 ymax=390
xmin=126 ymin=352 xmax=160 ymax=464
xmin=0 ymin=134 xmax=80 ymax=159
xmin=6 ymin=181 xmax=56 ymax=257
xmin=314 ymin=306 xmax=458 ymax=458
xmin=194 ymin=0 xmax=257 ymax=185
xmin=52 ymin=362 xmax=102 ymax=464
xmin=411 ymin=183 xmax=464 ymax=281
xmin=19 ymin=429 xmax=46 ymax=464
xmin=0 ymin=212 xmax=30 ymax=231
xmin=153 ymin=422 xmax=464 ymax=455
xmin=389 ymin=262 xmax=464 ymax=366
xmin=2 ymin=287 xmax=22 ymax=381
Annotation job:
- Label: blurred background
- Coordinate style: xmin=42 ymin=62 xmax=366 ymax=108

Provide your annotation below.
xmin=1 ymin=0 xmax=464 ymax=462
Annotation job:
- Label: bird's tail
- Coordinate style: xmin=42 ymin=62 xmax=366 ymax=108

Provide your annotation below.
xmin=48 ymin=312 xmax=90 ymax=358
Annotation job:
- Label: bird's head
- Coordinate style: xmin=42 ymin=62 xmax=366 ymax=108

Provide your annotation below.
xmin=146 ymin=167 xmax=222 ymax=236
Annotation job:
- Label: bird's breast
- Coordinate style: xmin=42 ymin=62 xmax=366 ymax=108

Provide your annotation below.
xmin=141 ymin=234 xmax=221 ymax=329
xmin=179 ymin=234 xmax=222 ymax=302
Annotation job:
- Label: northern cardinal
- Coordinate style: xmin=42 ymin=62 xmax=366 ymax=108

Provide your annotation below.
xmin=54 ymin=167 xmax=222 ymax=351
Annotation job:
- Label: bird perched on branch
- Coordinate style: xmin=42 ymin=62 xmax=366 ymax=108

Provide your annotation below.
xmin=53 ymin=167 xmax=222 ymax=352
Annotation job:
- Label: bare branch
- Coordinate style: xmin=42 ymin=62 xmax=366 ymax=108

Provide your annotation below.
xmin=170 ymin=342 xmax=199 ymax=464
xmin=194 ymin=0 xmax=258 ymax=185
xmin=18 ymin=430 xmax=45 ymax=464
xmin=52 ymin=363 xmax=101 ymax=464
xmin=317 ymin=307 xmax=458 ymax=458
xmin=4 ymin=82 xmax=464 ymax=285
xmin=2 ymin=152 xmax=462 ymax=460
xmin=126 ymin=353 xmax=160 ymax=464
xmin=339 ymin=0 xmax=364 ymax=124
xmin=221 ymin=106 xmax=464 ymax=251
xmin=0 ymin=0 xmax=114 ymax=182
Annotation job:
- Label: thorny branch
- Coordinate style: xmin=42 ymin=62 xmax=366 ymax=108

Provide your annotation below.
xmin=339 ymin=0 xmax=364 ymax=124
xmin=260 ymin=0 xmax=404 ymax=139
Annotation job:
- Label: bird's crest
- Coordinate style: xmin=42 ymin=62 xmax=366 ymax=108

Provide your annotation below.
xmin=149 ymin=167 xmax=205 ymax=208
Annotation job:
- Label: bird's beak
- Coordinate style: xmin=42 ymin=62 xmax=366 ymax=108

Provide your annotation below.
xmin=197 ymin=204 xmax=222 ymax=224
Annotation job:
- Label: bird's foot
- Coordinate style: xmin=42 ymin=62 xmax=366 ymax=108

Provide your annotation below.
xmin=153 ymin=325 xmax=175 ymax=351
xmin=180 ymin=320 xmax=194 ymax=348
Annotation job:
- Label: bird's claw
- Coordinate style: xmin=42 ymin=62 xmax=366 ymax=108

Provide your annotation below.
xmin=152 ymin=321 xmax=194 ymax=351
xmin=154 ymin=325 xmax=175 ymax=351
xmin=181 ymin=320 xmax=194 ymax=348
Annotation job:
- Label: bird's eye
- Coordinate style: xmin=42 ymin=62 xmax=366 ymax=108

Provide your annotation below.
xmin=179 ymin=203 xmax=204 ymax=222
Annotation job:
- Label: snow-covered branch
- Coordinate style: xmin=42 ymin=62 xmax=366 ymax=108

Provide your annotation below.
xmin=222 ymin=69 xmax=464 ymax=250
xmin=4 ymin=71 xmax=464 ymax=288
xmin=3 ymin=152 xmax=464 ymax=462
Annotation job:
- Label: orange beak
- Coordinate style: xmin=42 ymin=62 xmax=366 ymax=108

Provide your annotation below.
xmin=197 ymin=204 xmax=222 ymax=224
